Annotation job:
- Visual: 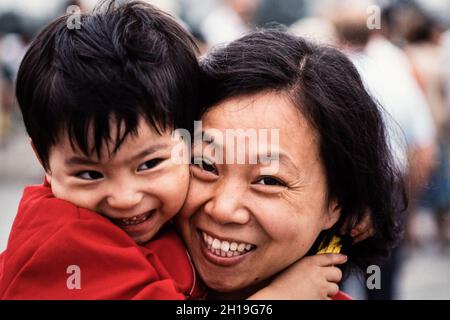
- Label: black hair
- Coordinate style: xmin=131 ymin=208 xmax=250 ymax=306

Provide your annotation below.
xmin=16 ymin=0 xmax=200 ymax=170
xmin=199 ymin=28 xmax=406 ymax=275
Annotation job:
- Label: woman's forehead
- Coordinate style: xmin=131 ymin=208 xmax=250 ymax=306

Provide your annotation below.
xmin=198 ymin=91 xmax=321 ymax=169
xmin=202 ymin=92 xmax=304 ymax=128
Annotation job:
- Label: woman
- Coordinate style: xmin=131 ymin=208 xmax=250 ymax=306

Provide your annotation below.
xmin=176 ymin=29 xmax=406 ymax=299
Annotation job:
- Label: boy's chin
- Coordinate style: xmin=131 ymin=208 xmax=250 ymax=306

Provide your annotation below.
xmin=131 ymin=232 xmax=155 ymax=245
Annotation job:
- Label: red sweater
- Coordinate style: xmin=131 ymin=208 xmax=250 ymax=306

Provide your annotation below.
xmin=0 ymin=182 xmax=204 ymax=299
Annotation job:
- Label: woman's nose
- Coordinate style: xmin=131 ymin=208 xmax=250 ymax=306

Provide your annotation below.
xmin=204 ymin=181 xmax=250 ymax=225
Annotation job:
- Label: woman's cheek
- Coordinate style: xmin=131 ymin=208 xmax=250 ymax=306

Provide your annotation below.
xmin=253 ymin=197 xmax=319 ymax=246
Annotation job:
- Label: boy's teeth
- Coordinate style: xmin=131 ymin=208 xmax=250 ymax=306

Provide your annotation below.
xmin=114 ymin=211 xmax=152 ymax=226
xmin=201 ymin=231 xmax=255 ymax=258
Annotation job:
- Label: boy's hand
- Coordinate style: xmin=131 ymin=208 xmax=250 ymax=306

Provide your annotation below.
xmin=248 ymin=254 xmax=347 ymax=300
xmin=341 ymin=210 xmax=375 ymax=243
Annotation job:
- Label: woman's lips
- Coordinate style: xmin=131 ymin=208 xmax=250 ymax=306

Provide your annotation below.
xmin=198 ymin=229 xmax=256 ymax=266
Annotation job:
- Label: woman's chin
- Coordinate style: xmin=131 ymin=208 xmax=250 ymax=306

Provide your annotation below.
xmin=208 ymin=280 xmax=245 ymax=293
xmin=198 ymin=264 xmax=270 ymax=293
xmin=204 ymin=275 xmax=272 ymax=299
xmin=196 ymin=267 xmax=250 ymax=293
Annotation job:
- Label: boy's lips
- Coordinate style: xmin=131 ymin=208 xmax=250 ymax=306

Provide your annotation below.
xmin=111 ymin=210 xmax=155 ymax=227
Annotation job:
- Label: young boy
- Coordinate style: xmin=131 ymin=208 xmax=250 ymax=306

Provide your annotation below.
xmin=0 ymin=1 xmax=349 ymax=299
xmin=0 ymin=0 xmax=203 ymax=299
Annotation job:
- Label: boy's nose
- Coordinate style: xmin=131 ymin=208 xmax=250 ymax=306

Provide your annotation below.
xmin=106 ymin=190 xmax=143 ymax=210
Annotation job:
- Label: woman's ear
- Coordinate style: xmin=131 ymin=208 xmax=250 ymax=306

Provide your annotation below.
xmin=322 ymin=200 xmax=341 ymax=230
xmin=30 ymin=139 xmax=52 ymax=183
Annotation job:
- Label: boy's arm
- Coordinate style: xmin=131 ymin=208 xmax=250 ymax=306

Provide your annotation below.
xmin=340 ymin=210 xmax=375 ymax=243
xmin=247 ymin=254 xmax=347 ymax=300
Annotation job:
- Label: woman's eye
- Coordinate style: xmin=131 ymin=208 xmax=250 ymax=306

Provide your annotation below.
xmin=193 ymin=158 xmax=218 ymax=174
xmin=137 ymin=158 xmax=163 ymax=171
xmin=255 ymin=177 xmax=286 ymax=187
xmin=76 ymin=171 xmax=103 ymax=180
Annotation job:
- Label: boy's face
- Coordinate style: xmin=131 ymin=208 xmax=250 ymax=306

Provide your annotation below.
xmin=44 ymin=118 xmax=189 ymax=244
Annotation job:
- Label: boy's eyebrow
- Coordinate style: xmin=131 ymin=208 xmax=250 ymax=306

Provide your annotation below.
xmin=129 ymin=144 xmax=171 ymax=163
xmin=64 ymin=143 xmax=171 ymax=166
xmin=65 ymin=157 xmax=100 ymax=166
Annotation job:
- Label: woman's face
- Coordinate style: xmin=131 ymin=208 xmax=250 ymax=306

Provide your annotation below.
xmin=176 ymin=91 xmax=340 ymax=293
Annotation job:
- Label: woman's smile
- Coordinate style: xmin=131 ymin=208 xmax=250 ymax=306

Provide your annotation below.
xmin=197 ymin=228 xmax=257 ymax=266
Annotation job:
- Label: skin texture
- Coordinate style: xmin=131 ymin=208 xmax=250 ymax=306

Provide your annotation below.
xmin=177 ymin=91 xmax=341 ymax=296
xmin=43 ymin=118 xmax=189 ymax=244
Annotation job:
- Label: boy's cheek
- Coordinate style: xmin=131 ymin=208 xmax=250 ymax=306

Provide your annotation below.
xmin=45 ymin=172 xmax=52 ymax=185
xmin=177 ymin=179 xmax=207 ymax=221
xmin=49 ymin=178 xmax=96 ymax=211
xmin=49 ymin=180 xmax=70 ymax=204
xmin=170 ymin=163 xmax=190 ymax=193
xmin=180 ymin=165 xmax=191 ymax=186
xmin=160 ymin=165 xmax=190 ymax=214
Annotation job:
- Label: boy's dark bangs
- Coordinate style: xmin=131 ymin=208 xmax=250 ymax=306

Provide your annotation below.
xmin=60 ymin=103 xmax=171 ymax=160
xmin=49 ymin=70 xmax=172 ymax=159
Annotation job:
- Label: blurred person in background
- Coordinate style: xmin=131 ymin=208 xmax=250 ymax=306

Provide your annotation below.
xmin=331 ymin=2 xmax=437 ymax=201
xmin=0 ymin=12 xmax=28 ymax=147
xmin=392 ymin=3 xmax=450 ymax=249
xmin=327 ymin=0 xmax=437 ymax=299
xmin=200 ymin=0 xmax=260 ymax=47
xmin=254 ymin=0 xmax=306 ymax=27
xmin=445 ymin=30 xmax=450 ymax=151
xmin=289 ymin=16 xmax=338 ymax=45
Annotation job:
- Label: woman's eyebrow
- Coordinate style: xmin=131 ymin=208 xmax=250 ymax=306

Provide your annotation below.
xmin=197 ymin=132 xmax=301 ymax=176
xmin=270 ymin=153 xmax=301 ymax=177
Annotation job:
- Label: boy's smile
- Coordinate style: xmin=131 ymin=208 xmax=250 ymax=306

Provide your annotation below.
xmin=43 ymin=117 xmax=189 ymax=244
xmin=111 ymin=209 xmax=155 ymax=226
xmin=109 ymin=209 xmax=160 ymax=241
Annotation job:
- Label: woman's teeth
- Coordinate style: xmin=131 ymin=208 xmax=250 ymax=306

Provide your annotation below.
xmin=114 ymin=211 xmax=152 ymax=227
xmin=201 ymin=231 xmax=255 ymax=257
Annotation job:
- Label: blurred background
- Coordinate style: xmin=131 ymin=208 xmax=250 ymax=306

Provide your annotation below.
xmin=1 ymin=0 xmax=450 ymax=299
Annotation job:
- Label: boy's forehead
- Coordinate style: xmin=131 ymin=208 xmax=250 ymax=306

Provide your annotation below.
xmin=53 ymin=118 xmax=172 ymax=161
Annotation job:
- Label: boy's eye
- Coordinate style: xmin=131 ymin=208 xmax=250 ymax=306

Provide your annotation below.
xmin=137 ymin=158 xmax=163 ymax=171
xmin=76 ymin=171 xmax=104 ymax=180
xmin=254 ymin=176 xmax=286 ymax=187
xmin=193 ymin=158 xmax=218 ymax=174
